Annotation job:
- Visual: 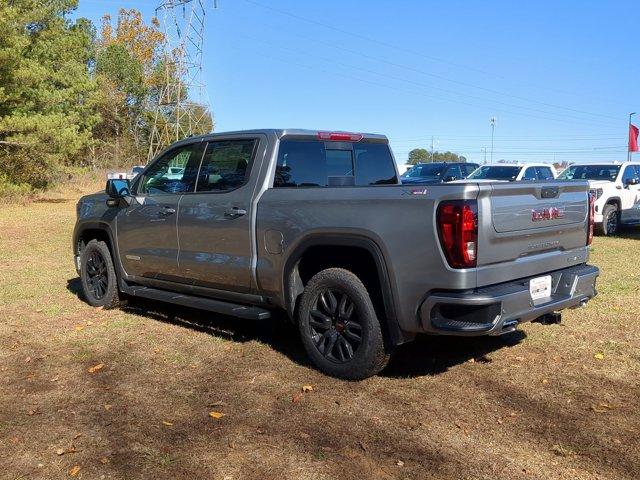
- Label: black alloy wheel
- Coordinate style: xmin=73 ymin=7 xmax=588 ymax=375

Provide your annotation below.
xmin=85 ymin=250 xmax=108 ymax=300
xmin=309 ymin=288 xmax=363 ymax=363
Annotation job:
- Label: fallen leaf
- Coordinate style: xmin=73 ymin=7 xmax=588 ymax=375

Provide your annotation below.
xmin=594 ymin=352 xmax=605 ymax=360
xmin=396 ymin=460 xmax=405 ymax=467
xmin=358 ymin=441 xmax=368 ymax=452
xmin=104 ymin=404 xmax=112 ymax=411
xmin=25 ymin=356 xmax=31 ymax=363
xmin=73 ymin=433 xmax=82 ymax=440
xmin=88 ymin=363 xmax=104 ymax=373
xmin=228 ymin=440 xmax=236 ymax=449
xmin=74 ymin=325 xmax=85 ymax=332
xmin=99 ymin=457 xmax=109 ymax=464
xmin=292 ymin=392 xmax=303 ymax=404
xmin=69 ymin=465 xmax=80 ymax=476
xmin=209 ymin=411 xmax=225 ymax=419
xmin=302 ymin=385 xmax=313 ymax=393
xmin=542 ymin=378 xmax=549 ymax=384
xmin=56 ymin=448 xmax=65 ymax=456
xmin=162 ymin=421 xmax=173 ymax=426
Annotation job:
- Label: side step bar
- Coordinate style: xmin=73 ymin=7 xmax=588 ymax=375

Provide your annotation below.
xmin=121 ymin=285 xmax=271 ymax=320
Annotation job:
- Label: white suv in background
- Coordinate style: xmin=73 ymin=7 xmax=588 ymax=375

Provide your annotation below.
xmin=557 ymin=162 xmax=640 ymax=235
xmin=466 ymin=163 xmax=557 ymax=182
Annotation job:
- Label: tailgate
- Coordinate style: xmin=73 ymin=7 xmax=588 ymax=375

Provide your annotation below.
xmin=476 ymin=181 xmax=590 ymax=286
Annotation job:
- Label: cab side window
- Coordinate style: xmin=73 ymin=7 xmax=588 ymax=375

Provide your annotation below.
xmin=536 ymin=166 xmax=555 ymax=180
xmin=522 ymin=167 xmax=538 ymax=181
xmin=138 ymin=143 xmax=203 ymax=195
xmin=444 ymin=165 xmax=462 ymax=180
xmin=196 ymin=139 xmax=257 ymax=192
xmin=622 ymin=165 xmax=639 ymax=184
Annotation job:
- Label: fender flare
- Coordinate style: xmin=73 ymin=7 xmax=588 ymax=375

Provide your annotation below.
xmin=282 ymin=232 xmax=407 ymax=346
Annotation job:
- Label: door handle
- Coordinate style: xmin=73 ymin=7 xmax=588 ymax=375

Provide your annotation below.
xmin=224 ymin=206 xmax=247 ymax=218
xmin=159 ymin=206 xmax=176 ymax=216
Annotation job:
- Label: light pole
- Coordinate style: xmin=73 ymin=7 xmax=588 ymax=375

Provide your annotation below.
xmin=490 ymin=117 xmax=496 ymax=163
xmin=629 ymin=112 xmax=636 ymax=162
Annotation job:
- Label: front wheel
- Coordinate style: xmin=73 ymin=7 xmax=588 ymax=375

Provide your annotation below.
xmin=79 ymin=239 xmax=121 ymax=309
xmin=599 ymin=204 xmax=619 ymax=236
xmin=297 ymin=268 xmax=390 ymax=380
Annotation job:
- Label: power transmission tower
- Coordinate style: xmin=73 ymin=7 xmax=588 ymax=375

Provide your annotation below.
xmin=147 ymin=0 xmax=214 ymax=162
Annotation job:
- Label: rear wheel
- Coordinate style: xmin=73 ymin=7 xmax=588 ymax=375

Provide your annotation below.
xmin=79 ymin=239 xmax=121 ymax=309
xmin=600 ymin=204 xmax=619 ymax=236
xmin=297 ymin=268 xmax=389 ymax=380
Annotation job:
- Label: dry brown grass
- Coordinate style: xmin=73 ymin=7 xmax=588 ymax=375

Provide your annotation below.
xmin=0 ymin=189 xmax=639 ymax=479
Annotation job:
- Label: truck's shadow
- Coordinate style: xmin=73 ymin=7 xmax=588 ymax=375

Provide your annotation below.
xmin=67 ymin=277 xmax=526 ymax=378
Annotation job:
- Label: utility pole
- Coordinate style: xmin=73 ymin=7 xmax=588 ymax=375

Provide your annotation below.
xmin=430 ymin=136 xmax=434 ymax=163
xmin=629 ymin=112 xmax=636 ymax=162
xmin=490 ymin=117 xmax=496 ymax=163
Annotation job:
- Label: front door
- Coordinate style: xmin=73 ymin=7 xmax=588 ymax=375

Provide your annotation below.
xmin=620 ymin=165 xmax=640 ymax=223
xmin=177 ymin=138 xmax=259 ymax=293
xmin=116 ymin=141 xmax=204 ymax=280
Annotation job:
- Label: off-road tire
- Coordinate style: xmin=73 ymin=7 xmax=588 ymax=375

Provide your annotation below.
xmin=79 ymin=239 xmax=121 ymax=309
xmin=599 ymin=204 xmax=619 ymax=236
xmin=297 ymin=268 xmax=390 ymax=380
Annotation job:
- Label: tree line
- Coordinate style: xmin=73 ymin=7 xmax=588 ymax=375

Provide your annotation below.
xmin=0 ymin=0 xmax=212 ymax=193
xmin=407 ymin=148 xmax=467 ymax=165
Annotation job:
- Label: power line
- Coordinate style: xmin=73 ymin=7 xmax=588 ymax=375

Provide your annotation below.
xmin=243 ymin=0 xmax=622 ymax=123
xmin=228 ymin=41 xmax=621 ymax=130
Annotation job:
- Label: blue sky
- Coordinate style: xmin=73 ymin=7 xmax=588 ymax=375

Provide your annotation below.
xmin=76 ymin=0 xmax=639 ymax=165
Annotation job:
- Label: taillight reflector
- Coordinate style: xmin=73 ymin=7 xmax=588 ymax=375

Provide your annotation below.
xmin=437 ymin=200 xmax=478 ymax=269
xmin=317 ymin=131 xmax=363 ymax=142
xmin=587 ymin=192 xmax=595 ymax=245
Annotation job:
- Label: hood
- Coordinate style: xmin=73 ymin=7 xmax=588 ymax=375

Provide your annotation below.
xmin=400 ymin=177 xmax=443 ymax=185
xmin=586 ymin=180 xmax=614 ymax=187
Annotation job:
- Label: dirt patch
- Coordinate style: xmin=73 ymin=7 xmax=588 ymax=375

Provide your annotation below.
xmin=0 ymin=195 xmax=639 ymax=479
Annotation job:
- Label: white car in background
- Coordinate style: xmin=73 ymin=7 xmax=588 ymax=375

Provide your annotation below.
xmin=466 ymin=163 xmax=557 ymax=182
xmin=557 ymin=162 xmax=640 ymax=235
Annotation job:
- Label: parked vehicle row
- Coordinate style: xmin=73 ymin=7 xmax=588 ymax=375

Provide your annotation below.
xmin=401 ymin=162 xmax=557 ymax=184
xmin=73 ymin=130 xmax=599 ymax=379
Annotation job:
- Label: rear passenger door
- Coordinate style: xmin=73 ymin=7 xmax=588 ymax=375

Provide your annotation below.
xmin=176 ymin=137 xmax=260 ymax=292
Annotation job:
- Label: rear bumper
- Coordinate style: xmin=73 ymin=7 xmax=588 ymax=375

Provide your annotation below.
xmin=418 ymin=264 xmax=599 ymax=336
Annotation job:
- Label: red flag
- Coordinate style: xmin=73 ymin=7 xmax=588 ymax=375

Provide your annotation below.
xmin=630 ymin=123 xmax=639 ymax=152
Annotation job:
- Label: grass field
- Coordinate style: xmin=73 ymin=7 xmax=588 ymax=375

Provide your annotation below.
xmin=1 ymin=190 xmax=639 ymax=480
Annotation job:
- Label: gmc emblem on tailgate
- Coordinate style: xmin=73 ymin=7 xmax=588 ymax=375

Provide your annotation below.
xmin=531 ymin=206 xmax=565 ymax=222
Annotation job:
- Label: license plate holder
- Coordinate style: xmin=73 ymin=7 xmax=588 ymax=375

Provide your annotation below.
xmin=530 ymin=275 xmax=552 ymax=301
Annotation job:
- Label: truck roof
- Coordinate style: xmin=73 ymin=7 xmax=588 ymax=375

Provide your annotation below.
xmin=181 ymin=129 xmax=389 ymax=143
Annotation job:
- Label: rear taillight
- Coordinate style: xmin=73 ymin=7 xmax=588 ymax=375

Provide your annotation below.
xmin=587 ymin=192 xmax=595 ymax=245
xmin=437 ymin=200 xmax=478 ymax=269
xmin=317 ymin=131 xmax=363 ymax=142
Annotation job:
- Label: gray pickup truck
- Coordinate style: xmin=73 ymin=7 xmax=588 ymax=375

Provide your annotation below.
xmin=73 ymin=129 xmax=599 ymax=379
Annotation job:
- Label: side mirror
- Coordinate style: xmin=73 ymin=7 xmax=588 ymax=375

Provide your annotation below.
xmin=105 ymin=179 xmax=131 ymax=207
xmin=625 ymin=177 xmax=639 ymax=187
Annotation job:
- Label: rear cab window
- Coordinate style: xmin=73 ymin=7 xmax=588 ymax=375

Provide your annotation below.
xmin=274 ymin=139 xmax=398 ymax=187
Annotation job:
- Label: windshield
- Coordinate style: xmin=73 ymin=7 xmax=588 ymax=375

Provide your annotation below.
xmin=467 ymin=165 xmax=521 ymax=181
xmin=557 ymin=164 xmax=620 ymax=181
xmin=401 ymin=164 xmax=446 ymax=179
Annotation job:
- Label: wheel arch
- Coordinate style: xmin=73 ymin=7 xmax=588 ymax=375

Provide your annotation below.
xmin=605 ymin=197 xmax=621 ymax=211
xmin=282 ymin=233 xmax=407 ymax=346
xmin=74 ymin=222 xmax=126 ymax=284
